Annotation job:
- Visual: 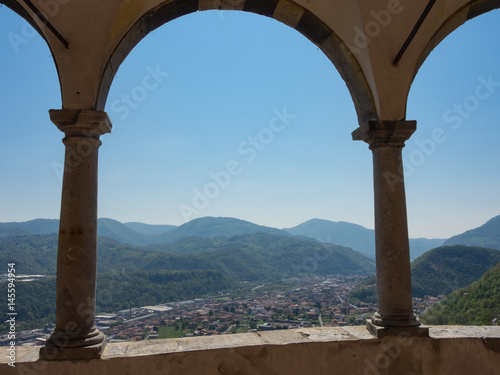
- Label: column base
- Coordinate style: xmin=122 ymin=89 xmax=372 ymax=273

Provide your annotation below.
xmin=370 ymin=311 xmax=422 ymax=328
xmin=40 ymin=329 xmax=106 ymax=360
xmin=367 ymin=319 xmax=429 ymax=338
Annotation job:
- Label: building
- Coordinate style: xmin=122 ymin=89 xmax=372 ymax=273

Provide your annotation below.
xmin=1 ymin=0 xmax=499 ymax=374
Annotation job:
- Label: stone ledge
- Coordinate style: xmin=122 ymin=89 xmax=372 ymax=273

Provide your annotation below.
xmin=102 ymin=326 xmax=375 ymax=359
xmin=428 ymin=325 xmax=500 ymax=338
xmin=3 ymin=326 xmax=500 ymax=364
xmin=1 ymin=326 xmax=500 ymax=375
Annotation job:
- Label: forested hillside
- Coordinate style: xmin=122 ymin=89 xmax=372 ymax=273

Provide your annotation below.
xmin=421 ymin=261 xmax=500 ymax=325
xmin=411 ymin=245 xmax=500 ymax=297
xmin=348 ymin=245 xmax=500 ymax=302
xmin=0 ymin=233 xmax=375 ymax=279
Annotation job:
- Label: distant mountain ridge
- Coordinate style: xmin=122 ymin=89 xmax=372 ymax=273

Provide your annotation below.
xmin=444 ymin=215 xmax=500 ymax=250
xmin=153 ymin=217 xmax=291 ymax=243
xmin=284 ymin=218 xmax=445 ymax=259
xmin=124 ymin=222 xmax=176 ymax=235
xmin=0 ymin=217 xmax=291 ymax=247
xmin=0 ymin=219 xmax=59 ymax=238
xmin=97 ymin=218 xmax=153 ymax=246
xmin=0 ymin=218 xmax=162 ymax=246
xmin=284 ymin=219 xmax=372 ymax=251
xmin=10 ymin=215 xmax=500 ymax=260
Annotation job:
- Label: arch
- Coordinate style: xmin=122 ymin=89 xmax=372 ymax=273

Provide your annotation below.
xmin=413 ymin=0 xmax=500 ymax=83
xmin=96 ymin=0 xmax=376 ymax=125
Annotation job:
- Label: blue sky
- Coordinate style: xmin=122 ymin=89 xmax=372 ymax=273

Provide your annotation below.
xmin=0 ymin=8 xmax=499 ymax=239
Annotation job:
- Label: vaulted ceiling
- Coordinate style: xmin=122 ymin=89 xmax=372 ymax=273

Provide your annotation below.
xmin=2 ymin=0 xmax=499 ymax=124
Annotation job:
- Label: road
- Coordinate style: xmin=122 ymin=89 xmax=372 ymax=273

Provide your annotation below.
xmin=336 ymin=294 xmax=358 ymax=309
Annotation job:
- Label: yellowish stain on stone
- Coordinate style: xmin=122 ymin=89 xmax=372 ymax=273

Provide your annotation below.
xmin=109 ymin=0 xmax=156 ymax=41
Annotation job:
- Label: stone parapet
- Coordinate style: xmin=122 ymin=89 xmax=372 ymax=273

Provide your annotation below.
xmin=2 ymin=326 xmax=500 ymax=375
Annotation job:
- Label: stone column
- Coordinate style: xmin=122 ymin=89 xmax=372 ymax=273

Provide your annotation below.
xmin=40 ymin=110 xmax=111 ymax=360
xmin=352 ymin=120 xmax=428 ymax=337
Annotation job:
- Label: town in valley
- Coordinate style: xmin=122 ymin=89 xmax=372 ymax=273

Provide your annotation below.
xmin=0 ymin=275 xmax=443 ymax=346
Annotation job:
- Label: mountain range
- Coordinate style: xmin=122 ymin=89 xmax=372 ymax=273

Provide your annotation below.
xmin=284 ymin=219 xmax=445 ymax=259
xmin=444 ymin=215 xmax=500 ymax=250
xmin=4 ymin=214 xmax=499 ymax=286
xmin=0 ymin=216 xmax=450 ymax=259
xmin=1 ymin=214 xmax=499 ymax=260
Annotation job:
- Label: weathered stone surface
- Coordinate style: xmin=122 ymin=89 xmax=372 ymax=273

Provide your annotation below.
xmin=2 ymin=327 xmax=500 ymax=375
xmin=198 ymin=0 xmax=221 ymax=11
xmin=219 ymin=0 xmax=245 ymax=11
xmin=273 ymin=0 xmax=304 ymax=28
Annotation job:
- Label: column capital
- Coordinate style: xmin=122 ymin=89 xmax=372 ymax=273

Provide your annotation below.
xmin=352 ymin=120 xmax=416 ymax=149
xmin=49 ymin=109 xmax=112 ymax=138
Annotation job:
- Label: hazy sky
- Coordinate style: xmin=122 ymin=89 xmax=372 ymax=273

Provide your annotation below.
xmin=1 ymin=8 xmax=499 ymax=239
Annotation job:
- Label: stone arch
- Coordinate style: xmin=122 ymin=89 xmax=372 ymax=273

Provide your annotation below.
xmin=413 ymin=0 xmax=500 ymax=83
xmin=96 ymin=0 xmax=376 ymax=125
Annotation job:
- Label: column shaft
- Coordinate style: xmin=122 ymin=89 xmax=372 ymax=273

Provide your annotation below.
xmin=40 ymin=110 xmax=111 ymax=360
xmin=353 ymin=120 xmax=427 ymax=336
xmin=371 ymin=144 xmax=418 ymax=327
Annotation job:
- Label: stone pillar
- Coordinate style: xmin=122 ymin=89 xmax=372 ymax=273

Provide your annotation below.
xmin=40 ymin=110 xmax=111 ymax=360
xmin=352 ymin=120 xmax=428 ymax=337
